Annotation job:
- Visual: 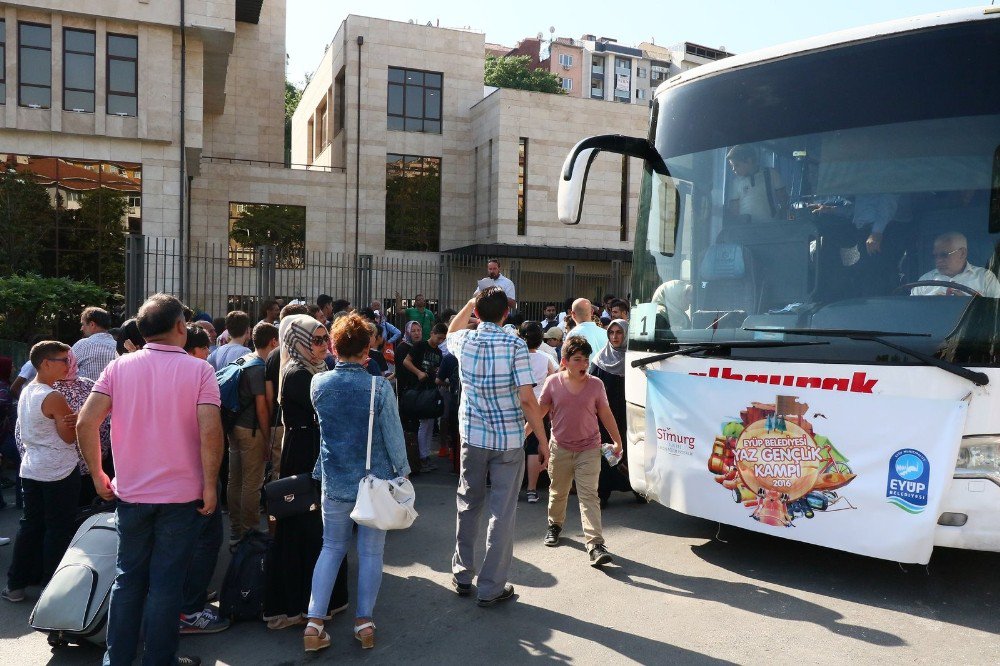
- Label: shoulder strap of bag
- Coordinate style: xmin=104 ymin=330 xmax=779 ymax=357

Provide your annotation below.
xmin=365 ymin=375 xmax=376 ymax=474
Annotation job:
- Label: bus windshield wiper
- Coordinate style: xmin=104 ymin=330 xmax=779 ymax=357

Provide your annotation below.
xmin=743 ymin=327 xmax=989 ymax=386
xmin=631 ymin=340 xmax=827 ymax=368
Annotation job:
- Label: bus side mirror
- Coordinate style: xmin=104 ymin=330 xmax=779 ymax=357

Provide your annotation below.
xmin=558 ymin=147 xmax=599 ymax=225
xmin=558 ymin=134 xmax=669 ymax=225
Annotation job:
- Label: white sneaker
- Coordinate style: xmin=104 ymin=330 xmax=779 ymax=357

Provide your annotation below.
xmin=0 ymin=537 xmax=10 ymax=546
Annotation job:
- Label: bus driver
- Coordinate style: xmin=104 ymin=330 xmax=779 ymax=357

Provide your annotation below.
xmin=910 ymin=232 xmax=1000 ymax=297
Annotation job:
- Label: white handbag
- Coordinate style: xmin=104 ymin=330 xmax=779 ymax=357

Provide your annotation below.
xmin=350 ymin=376 xmax=418 ymax=530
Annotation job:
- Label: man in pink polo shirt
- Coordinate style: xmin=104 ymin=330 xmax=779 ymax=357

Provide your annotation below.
xmin=78 ymin=293 xmax=223 ymax=666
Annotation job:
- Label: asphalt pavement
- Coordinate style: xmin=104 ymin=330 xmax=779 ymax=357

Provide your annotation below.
xmin=0 ymin=466 xmax=997 ymax=665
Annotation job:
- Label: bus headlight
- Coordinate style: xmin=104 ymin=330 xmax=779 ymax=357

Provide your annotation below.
xmin=955 ymin=436 xmax=1000 ymax=487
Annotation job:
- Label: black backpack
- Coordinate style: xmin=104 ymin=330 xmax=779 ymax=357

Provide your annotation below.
xmin=219 ymin=530 xmax=271 ymax=621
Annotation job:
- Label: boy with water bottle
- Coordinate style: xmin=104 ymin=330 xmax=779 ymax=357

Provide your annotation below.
xmin=534 ymin=337 xmax=623 ymax=566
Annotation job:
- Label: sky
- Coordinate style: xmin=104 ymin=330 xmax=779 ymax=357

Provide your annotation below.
xmin=284 ymin=0 xmax=988 ymax=85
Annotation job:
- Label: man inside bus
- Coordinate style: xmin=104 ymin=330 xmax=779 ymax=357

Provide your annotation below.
xmin=910 ymin=232 xmax=1000 ymax=297
xmin=725 ymin=145 xmax=789 ymax=224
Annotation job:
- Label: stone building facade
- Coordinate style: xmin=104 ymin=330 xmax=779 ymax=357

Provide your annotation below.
xmin=2 ymin=2 xmax=651 ymax=315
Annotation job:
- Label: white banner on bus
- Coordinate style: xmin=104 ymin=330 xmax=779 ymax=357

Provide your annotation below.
xmin=644 ymin=370 xmax=967 ymax=564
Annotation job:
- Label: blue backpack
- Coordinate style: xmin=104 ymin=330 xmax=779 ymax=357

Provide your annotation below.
xmin=216 ymin=355 xmax=265 ymax=434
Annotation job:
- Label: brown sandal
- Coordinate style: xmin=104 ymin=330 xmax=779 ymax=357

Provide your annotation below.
xmin=354 ymin=620 xmax=375 ymax=649
xmin=303 ymin=621 xmax=331 ymax=652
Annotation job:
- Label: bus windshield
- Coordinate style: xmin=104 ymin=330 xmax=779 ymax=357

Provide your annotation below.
xmin=631 ymin=21 xmax=1000 ymax=367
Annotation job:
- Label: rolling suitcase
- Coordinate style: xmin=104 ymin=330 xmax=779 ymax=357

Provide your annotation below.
xmin=29 ymin=511 xmax=118 ymax=647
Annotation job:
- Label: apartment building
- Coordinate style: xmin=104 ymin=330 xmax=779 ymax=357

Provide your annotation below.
xmin=504 ymin=34 xmax=734 ymax=106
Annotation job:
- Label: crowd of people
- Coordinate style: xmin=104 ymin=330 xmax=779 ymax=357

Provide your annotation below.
xmin=0 ymin=258 xmax=640 ymax=664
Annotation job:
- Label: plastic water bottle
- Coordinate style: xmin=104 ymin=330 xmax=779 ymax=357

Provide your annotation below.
xmin=601 ymin=443 xmax=622 ymax=467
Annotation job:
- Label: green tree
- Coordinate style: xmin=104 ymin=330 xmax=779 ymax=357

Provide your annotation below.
xmin=0 ymin=274 xmax=108 ymax=342
xmin=56 ymin=188 xmax=129 ymax=296
xmin=484 ymin=55 xmax=566 ymax=94
xmin=285 ymin=78 xmax=304 ymax=165
xmin=385 ymin=163 xmax=441 ymax=252
xmin=0 ymin=170 xmax=56 ymax=276
xmin=230 ymin=204 xmax=306 ymax=268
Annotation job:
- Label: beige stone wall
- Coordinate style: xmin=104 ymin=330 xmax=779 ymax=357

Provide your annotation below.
xmin=1 ymin=6 xmax=193 ymax=145
xmin=0 ymin=2 xmax=282 ymax=242
xmin=292 ymin=16 xmax=486 ymax=257
xmin=471 ymin=88 xmax=648 ymax=252
xmin=190 ymin=161 xmax=346 ymax=250
xmin=202 ymin=0 xmax=285 ymax=162
xmin=289 ymin=16 xmax=657 ymax=258
xmin=291 ymin=39 xmax=336 ymax=167
xmin=8 ymin=1 xmax=233 ymax=31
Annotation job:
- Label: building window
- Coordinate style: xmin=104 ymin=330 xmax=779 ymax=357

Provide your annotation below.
xmin=107 ymin=33 xmax=137 ymax=116
xmin=306 ymin=118 xmax=314 ymax=163
xmin=63 ymin=28 xmax=95 ymax=113
xmin=558 ymin=53 xmax=574 ymax=67
xmin=517 ymin=138 xmax=528 ymax=236
xmin=334 ymin=67 xmax=345 ymax=135
xmin=636 ymin=88 xmax=646 ymax=100
xmin=0 ymin=155 xmax=141 ymax=292
xmin=651 ymin=65 xmax=669 ymax=84
xmin=387 ymin=67 xmax=442 ymax=134
xmin=0 ymin=20 xmax=6 ymax=103
xmin=591 ymin=56 xmax=604 ymax=99
xmin=614 ymin=56 xmax=631 ymax=102
xmin=315 ymin=95 xmax=328 ymax=155
xmin=385 ymin=154 xmax=441 ymax=251
xmin=620 ymin=155 xmax=629 ymax=242
xmin=18 ymin=22 xmax=51 ymax=108
xmin=561 ymin=77 xmax=573 ymax=92
xmin=228 ymin=202 xmax=306 ymax=269
xmin=636 ymin=67 xmax=647 ymax=78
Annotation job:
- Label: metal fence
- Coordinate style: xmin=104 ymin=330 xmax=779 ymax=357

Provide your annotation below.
xmin=125 ymin=235 xmax=631 ymax=324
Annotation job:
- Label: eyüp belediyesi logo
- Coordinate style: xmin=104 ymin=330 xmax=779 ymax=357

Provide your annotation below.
xmin=886 ymin=449 xmax=930 ymax=514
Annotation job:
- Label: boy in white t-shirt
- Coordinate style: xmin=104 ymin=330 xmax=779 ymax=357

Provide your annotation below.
xmin=518 ymin=322 xmax=556 ymax=504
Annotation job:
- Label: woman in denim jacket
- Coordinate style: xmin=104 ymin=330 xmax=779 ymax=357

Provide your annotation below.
xmin=303 ymin=313 xmax=410 ymax=653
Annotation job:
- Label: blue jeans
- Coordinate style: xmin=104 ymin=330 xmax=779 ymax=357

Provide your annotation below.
xmin=181 ymin=491 xmax=223 ymax=615
xmin=104 ymin=501 xmax=201 ymax=666
xmin=308 ymin=497 xmax=386 ymax=620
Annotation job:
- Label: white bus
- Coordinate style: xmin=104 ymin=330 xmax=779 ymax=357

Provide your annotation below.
xmin=558 ymin=7 xmax=1000 ymax=559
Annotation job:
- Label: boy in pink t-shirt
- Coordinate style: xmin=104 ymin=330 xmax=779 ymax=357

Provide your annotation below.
xmin=537 ymin=336 xmax=623 ymax=566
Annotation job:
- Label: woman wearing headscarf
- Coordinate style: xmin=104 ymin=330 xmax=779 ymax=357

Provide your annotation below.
xmin=589 ymin=319 xmax=638 ymax=506
xmin=651 ymin=279 xmax=692 ymax=329
xmin=56 ymin=351 xmax=112 ymax=506
xmin=263 ymin=315 xmax=348 ymax=630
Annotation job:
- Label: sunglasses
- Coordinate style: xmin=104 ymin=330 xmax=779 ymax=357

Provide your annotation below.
xmin=311 ymin=334 xmax=331 ymax=346
xmin=932 ymin=248 xmax=962 ymax=260
xmin=46 ymin=357 xmax=70 ymax=364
